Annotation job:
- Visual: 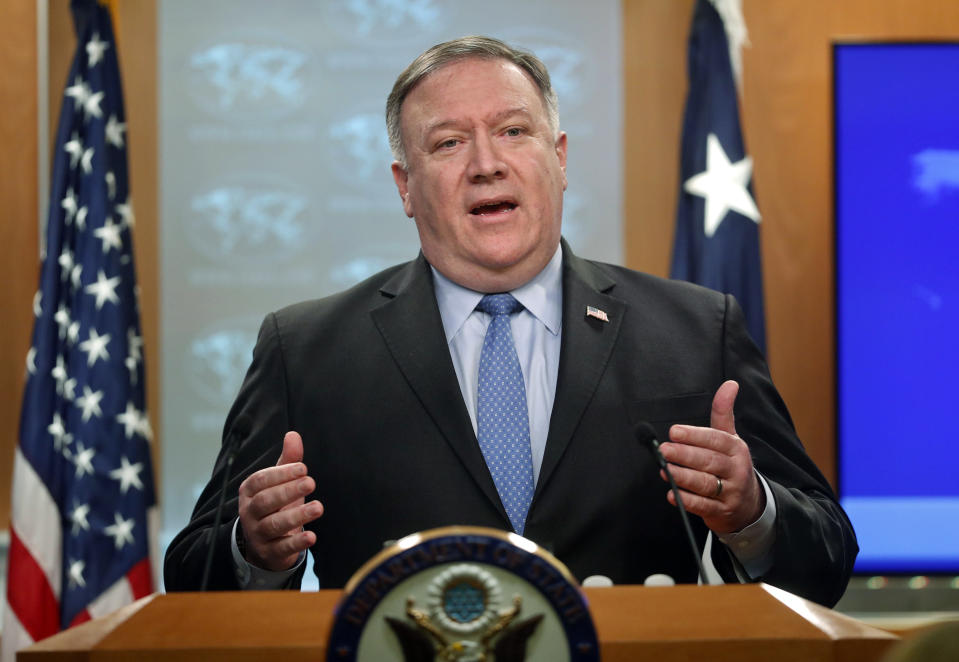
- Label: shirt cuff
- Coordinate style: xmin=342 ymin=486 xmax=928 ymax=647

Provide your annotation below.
xmin=716 ymin=471 xmax=777 ymax=579
xmin=230 ymin=517 xmax=305 ymax=589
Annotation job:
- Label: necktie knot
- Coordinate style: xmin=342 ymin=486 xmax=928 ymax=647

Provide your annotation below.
xmin=478 ymin=293 xmax=523 ymax=317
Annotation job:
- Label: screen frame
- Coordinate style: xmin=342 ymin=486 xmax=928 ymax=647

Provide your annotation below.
xmin=832 ymin=39 xmax=959 ymax=576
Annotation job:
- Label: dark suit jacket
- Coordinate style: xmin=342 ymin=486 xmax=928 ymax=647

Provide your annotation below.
xmin=164 ymin=241 xmax=857 ymax=606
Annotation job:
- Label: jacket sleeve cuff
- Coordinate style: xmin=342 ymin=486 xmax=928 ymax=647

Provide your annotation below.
xmin=230 ymin=517 xmax=305 ymax=589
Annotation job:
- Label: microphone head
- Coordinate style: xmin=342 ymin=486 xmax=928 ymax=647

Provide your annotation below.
xmin=232 ymin=413 xmax=253 ymax=439
xmin=223 ymin=414 xmax=253 ymax=462
xmin=634 ymin=422 xmax=666 ymax=468
xmin=634 ymin=422 xmax=657 ymax=446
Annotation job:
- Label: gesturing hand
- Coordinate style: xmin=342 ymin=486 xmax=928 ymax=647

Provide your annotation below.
xmin=658 ymin=380 xmax=765 ymax=534
xmin=237 ymin=431 xmax=324 ymax=571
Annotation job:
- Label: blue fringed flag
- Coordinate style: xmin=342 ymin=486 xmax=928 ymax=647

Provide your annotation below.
xmin=671 ymin=0 xmax=766 ymax=352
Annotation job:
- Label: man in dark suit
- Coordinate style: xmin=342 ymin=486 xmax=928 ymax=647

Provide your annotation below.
xmin=164 ymin=36 xmax=857 ymax=606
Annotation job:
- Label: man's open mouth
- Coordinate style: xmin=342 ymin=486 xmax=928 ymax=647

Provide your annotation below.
xmin=469 ymin=201 xmax=517 ymax=215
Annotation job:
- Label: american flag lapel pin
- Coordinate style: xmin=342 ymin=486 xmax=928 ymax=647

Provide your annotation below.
xmin=585 ymin=306 xmax=609 ymax=323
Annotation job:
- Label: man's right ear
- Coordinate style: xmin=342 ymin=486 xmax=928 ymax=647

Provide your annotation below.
xmin=391 ymin=162 xmax=414 ymax=218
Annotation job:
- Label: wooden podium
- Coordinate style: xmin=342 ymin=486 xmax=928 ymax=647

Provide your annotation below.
xmin=21 ymin=583 xmax=898 ymax=661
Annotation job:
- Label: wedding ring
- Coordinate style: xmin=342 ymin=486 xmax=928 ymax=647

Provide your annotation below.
xmin=714 ymin=476 xmax=723 ymax=498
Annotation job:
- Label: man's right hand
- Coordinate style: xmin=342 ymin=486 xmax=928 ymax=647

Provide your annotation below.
xmin=237 ymin=431 xmax=324 ymax=571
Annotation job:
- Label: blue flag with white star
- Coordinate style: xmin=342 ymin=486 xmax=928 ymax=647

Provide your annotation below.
xmin=2 ymin=1 xmax=155 ymax=654
xmin=670 ymin=0 xmax=766 ymax=353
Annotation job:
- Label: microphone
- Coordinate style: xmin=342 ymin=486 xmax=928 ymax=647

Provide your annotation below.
xmin=635 ymin=422 xmax=709 ymax=585
xmin=200 ymin=413 xmax=252 ymax=591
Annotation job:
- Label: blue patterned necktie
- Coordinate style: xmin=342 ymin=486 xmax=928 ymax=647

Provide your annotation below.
xmin=476 ymin=293 xmax=535 ymax=534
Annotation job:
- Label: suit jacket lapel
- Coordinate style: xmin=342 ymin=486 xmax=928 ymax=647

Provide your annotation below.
xmin=369 ymin=255 xmax=508 ymax=521
xmin=537 ymin=242 xmax=625 ymax=495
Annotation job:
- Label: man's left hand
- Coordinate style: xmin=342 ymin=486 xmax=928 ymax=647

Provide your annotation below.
xmin=658 ymin=380 xmax=765 ymax=534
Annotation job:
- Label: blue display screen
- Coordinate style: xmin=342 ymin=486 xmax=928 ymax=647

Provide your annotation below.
xmin=835 ymin=43 xmax=959 ymax=573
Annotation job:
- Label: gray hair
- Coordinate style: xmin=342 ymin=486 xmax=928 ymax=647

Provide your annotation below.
xmin=386 ymin=35 xmax=560 ymax=167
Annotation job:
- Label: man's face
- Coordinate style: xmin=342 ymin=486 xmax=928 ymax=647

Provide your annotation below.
xmin=392 ymin=57 xmax=568 ymax=293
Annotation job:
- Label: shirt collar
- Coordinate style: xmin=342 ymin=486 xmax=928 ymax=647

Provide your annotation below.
xmin=431 ymin=244 xmax=564 ymax=343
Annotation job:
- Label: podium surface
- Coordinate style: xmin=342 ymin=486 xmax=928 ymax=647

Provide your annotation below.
xmin=22 ymin=584 xmax=898 ymax=661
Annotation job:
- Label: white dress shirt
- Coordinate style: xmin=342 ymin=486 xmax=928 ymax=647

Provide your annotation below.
xmin=431 ymin=245 xmax=563 ymax=484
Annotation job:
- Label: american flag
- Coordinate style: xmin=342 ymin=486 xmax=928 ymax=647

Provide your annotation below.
xmin=670 ymin=0 xmax=766 ymax=352
xmin=2 ymin=1 xmax=156 ymax=657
